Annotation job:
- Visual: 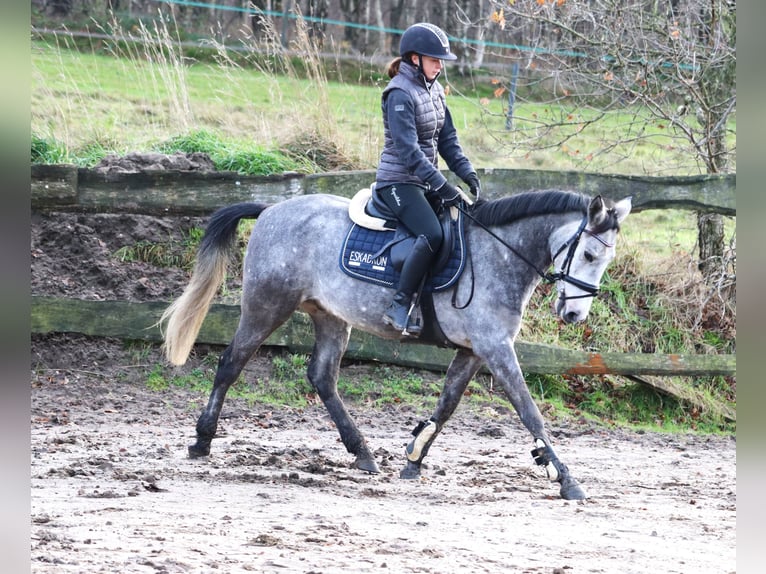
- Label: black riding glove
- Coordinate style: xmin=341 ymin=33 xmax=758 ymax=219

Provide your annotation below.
xmin=437 ymin=182 xmax=461 ymax=207
xmin=464 ymin=173 xmax=481 ymax=197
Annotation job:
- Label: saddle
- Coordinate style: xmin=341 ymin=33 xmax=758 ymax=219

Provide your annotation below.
xmin=340 ymin=185 xmax=469 ymax=347
xmin=341 ymin=184 xmax=467 ymax=291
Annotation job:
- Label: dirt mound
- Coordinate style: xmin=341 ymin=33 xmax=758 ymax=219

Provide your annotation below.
xmin=31 ymin=211 xmax=212 ymax=302
xmin=93 ymin=151 xmax=216 ymax=174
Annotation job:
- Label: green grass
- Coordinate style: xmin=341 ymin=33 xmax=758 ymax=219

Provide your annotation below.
xmin=138 ymin=350 xmax=733 ymax=434
xmin=31 ymin=37 xmax=380 ymax=170
xmin=113 ymin=225 xmax=205 ymax=270
xmin=31 ymin=37 xmax=732 ymax=176
xmin=337 ymin=364 xmax=442 ymax=408
xmin=141 ymin=353 xmax=439 ymax=411
xmin=155 ymin=129 xmax=306 ymax=174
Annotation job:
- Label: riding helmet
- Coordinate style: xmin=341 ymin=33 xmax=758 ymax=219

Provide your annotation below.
xmin=399 ymin=23 xmax=457 ymax=61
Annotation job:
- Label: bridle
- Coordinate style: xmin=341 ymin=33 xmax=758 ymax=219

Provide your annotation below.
xmin=548 ymin=216 xmax=614 ymax=302
xmin=455 ymin=205 xmax=614 ymax=304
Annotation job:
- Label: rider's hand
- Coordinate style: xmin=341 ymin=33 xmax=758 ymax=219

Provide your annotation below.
xmin=437 ymin=182 xmax=461 ymax=207
xmin=463 ymin=173 xmax=481 ymax=198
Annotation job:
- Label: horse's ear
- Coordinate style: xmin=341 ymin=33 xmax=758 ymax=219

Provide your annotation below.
xmin=612 ymin=196 xmax=632 ymax=223
xmin=587 ymin=195 xmax=607 ymax=226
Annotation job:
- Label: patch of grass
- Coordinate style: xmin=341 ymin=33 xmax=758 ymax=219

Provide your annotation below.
xmin=123 ymin=340 xmax=156 ymax=364
xmin=155 ymin=129 xmax=305 ymax=175
xmin=337 ymin=364 xmax=440 ymax=408
xmin=145 ymin=364 xmax=218 ymax=396
xmin=156 ymin=353 xmax=444 ymax=410
xmin=145 ymin=364 xmax=170 ymax=391
xmin=140 ymin=346 xmax=734 ymax=435
xmin=31 ymin=134 xmax=70 ymax=164
xmin=112 ymin=225 xmax=205 ymax=270
xmin=520 ymin=371 xmax=735 ymax=434
xmin=228 ymin=353 xmax=352 ymax=408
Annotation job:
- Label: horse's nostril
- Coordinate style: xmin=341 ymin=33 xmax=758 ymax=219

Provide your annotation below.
xmin=565 ymin=311 xmax=579 ymax=324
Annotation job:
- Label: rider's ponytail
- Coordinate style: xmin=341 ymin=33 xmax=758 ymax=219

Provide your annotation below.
xmin=386 ymin=57 xmax=402 ymax=79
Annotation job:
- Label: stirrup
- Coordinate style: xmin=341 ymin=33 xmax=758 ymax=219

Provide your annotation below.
xmin=383 ymin=301 xmax=421 ymax=336
xmin=383 ymin=301 xmax=409 ymax=332
xmin=402 ymin=304 xmax=422 ymax=336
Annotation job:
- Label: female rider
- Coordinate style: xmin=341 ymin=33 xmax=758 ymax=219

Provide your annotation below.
xmin=375 ymin=22 xmax=481 ymax=335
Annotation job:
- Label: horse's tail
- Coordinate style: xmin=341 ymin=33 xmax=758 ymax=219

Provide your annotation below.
xmin=159 ymin=202 xmax=269 ymax=365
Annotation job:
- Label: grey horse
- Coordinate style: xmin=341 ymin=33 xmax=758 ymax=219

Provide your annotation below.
xmin=160 ymin=190 xmax=631 ymax=500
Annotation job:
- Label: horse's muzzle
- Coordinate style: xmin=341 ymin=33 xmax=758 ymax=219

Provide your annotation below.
xmin=555 ymin=297 xmax=584 ymax=324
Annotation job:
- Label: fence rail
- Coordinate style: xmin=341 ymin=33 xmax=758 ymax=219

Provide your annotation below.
xmin=31 ymin=165 xmax=735 ymax=215
xmin=30 ymin=296 xmax=735 ymax=378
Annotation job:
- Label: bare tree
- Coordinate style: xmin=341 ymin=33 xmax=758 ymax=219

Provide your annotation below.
xmin=44 ymin=0 xmax=74 ymax=17
xmin=338 ymin=0 xmax=363 ymax=48
xmin=472 ymin=0 xmax=735 ymax=283
xmin=451 ymin=0 xmax=491 ymax=70
xmin=304 ymin=0 xmax=329 ymax=47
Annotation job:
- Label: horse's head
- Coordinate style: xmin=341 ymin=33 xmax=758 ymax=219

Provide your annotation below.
xmin=551 ymin=195 xmax=632 ymax=324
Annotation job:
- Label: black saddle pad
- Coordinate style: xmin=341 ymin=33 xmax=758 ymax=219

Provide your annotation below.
xmin=339 ymin=212 xmax=466 ymax=291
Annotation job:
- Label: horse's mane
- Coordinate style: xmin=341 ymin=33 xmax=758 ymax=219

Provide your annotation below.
xmin=471 ymin=190 xmax=590 ymax=227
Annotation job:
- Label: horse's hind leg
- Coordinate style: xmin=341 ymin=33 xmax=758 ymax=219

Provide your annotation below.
xmin=400 ymin=349 xmax=483 ymax=479
xmin=188 ymin=329 xmax=262 ymax=458
xmin=189 ymin=304 xmax=292 ymax=458
xmin=307 ymin=310 xmax=380 ymax=474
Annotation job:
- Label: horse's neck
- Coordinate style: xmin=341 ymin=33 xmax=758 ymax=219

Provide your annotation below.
xmin=466 ymin=216 xmax=555 ymax=292
xmin=507 ymin=215 xmax=574 ymax=269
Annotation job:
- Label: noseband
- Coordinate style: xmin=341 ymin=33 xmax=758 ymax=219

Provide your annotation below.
xmin=547 ymin=216 xmax=614 ymax=302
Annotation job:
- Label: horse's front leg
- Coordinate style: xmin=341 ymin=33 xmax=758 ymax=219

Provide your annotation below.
xmin=400 ymin=348 xmax=483 ymax=479
xmin=485 ymin=340 xmax=586 ymax=500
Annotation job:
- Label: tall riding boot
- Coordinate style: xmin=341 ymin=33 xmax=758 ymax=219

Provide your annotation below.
xmin=383 ymin=235 xmax=435 ymax=334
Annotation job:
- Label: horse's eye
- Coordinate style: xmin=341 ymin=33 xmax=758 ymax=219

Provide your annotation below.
xmin=583 ymin=251 xmax=595 ymax=263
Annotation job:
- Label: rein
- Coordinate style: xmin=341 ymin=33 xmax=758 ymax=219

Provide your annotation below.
xmin=455 ymin=203 xmax=612 ymax=304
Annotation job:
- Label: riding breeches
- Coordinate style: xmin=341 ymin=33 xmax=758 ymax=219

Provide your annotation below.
xmin=375 ymin=183 xmax=443 ymax=252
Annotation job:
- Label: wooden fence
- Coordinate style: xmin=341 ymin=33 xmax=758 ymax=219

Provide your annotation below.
xmin=30 ymin=165 xmax=736 ymax=418
xmin=32 ymin=165 xmax=735 ymax=216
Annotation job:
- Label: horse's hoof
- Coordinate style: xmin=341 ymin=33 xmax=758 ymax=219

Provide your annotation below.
xmin=355 ymin=457 xmax=380 ymax=474
xmin=559 ymin=476 xmax=587 ymax=500
xmin=188 ymin=443 xmax=210 ymax=459
xmin=399 ymin=461 xmax=421 ymax=480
